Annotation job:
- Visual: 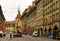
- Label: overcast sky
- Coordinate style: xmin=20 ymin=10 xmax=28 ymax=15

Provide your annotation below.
xmin=0 ymin=0 xmax=34 ymax=21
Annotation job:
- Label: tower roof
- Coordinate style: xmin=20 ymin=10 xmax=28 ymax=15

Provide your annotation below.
xmin=16 ymin=9 xmax=21 ymax=19
xmin=16 ymin=5 xmax=21 ymax=19
xmin=16 ymin=13 xmax=21 ymax=19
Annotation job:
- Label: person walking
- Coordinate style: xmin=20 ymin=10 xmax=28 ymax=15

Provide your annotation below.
xmin=40 ymin=28 xmax=43 ymax=36
xmin=44 ymin=27 xmax=47 ymax=36
xmin=48 ymin=27 xmax=52 ymax=36
xmin=53 ymin=24 xmax=58 ymax=39
xmin=10 ymin=33 xmax=12 ymax=39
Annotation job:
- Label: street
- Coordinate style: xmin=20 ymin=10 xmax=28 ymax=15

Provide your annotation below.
xmin=0 ymin=35 xmax=60 ymax=41
xmin=0 ymin=0 xmax=60 ymax=41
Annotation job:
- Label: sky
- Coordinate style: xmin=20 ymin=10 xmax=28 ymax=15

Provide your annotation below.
xmin=0 ymin=0 xmax=35 ymax=21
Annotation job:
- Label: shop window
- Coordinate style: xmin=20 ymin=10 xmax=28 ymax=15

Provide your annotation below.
xmin=53 ymin=3 xmax=55 ymax=11
xmin=47 ymin=7 xmax=49 ymax=14
xmin=50 ymin=0 xmax=52 ymax=2
xmin=54 ymin=2 xmax=57 ymax=10
xmin=49 ymin=0 xmax=50 ymax=2
xmin=46 ymin=0 xmax=47 ymax=2
xmin=50 ymin=16 xmax=52 ymax=24
xmin=47 ymin=0 xmax=49 ymax=3
xmin=59 ymin=14 xmax=60 ymax=22
xmin=56 ymin=1 xmax=59 ymax=9
xmin=45 ymin=0 xmax=48 ymax=6
xmin=52 ymin=14 xmax=55 ymax=22
xmin=46 ymin=8 xmax=48 ymax=15
xmin=43 ymin=0 xmax=46 ymax=4
xmin=44 ymin=8 xmax=46 ymax=16
xmin=49 ymin=6 xmax=51 ymax=13
xmin=50 ymin=5 xmax=52 ymax=12
xmin=56 ymin=13 xmax=59 ymax=21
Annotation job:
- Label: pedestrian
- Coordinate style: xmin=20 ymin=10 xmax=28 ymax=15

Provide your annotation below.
xmin=48 ymin=27 xmax=52 ymax=36
xmin=44 ymin=27 xmax=47 ymax=36
xmin=40 ymin=28 xmax=43 ymax=36
xmin=53 ymin=24 xmax=58 ymax=39
xmin=17 ymin=30 xmax=19 ymax=33
xmin=10 ymin=33 xmax=12 ymax=39
xmin=38 ymin=28 xmax=40 ymax=36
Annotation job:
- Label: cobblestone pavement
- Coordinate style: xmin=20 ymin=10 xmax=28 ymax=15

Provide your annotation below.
xmin=0 ymin=34 xmax=60 ymax=41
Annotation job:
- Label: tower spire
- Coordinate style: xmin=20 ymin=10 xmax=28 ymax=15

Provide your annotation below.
xmin=18 ymin=5 xmax=20 ymax=14
xmin=16 ymin=5 xmax=21 ymax=19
